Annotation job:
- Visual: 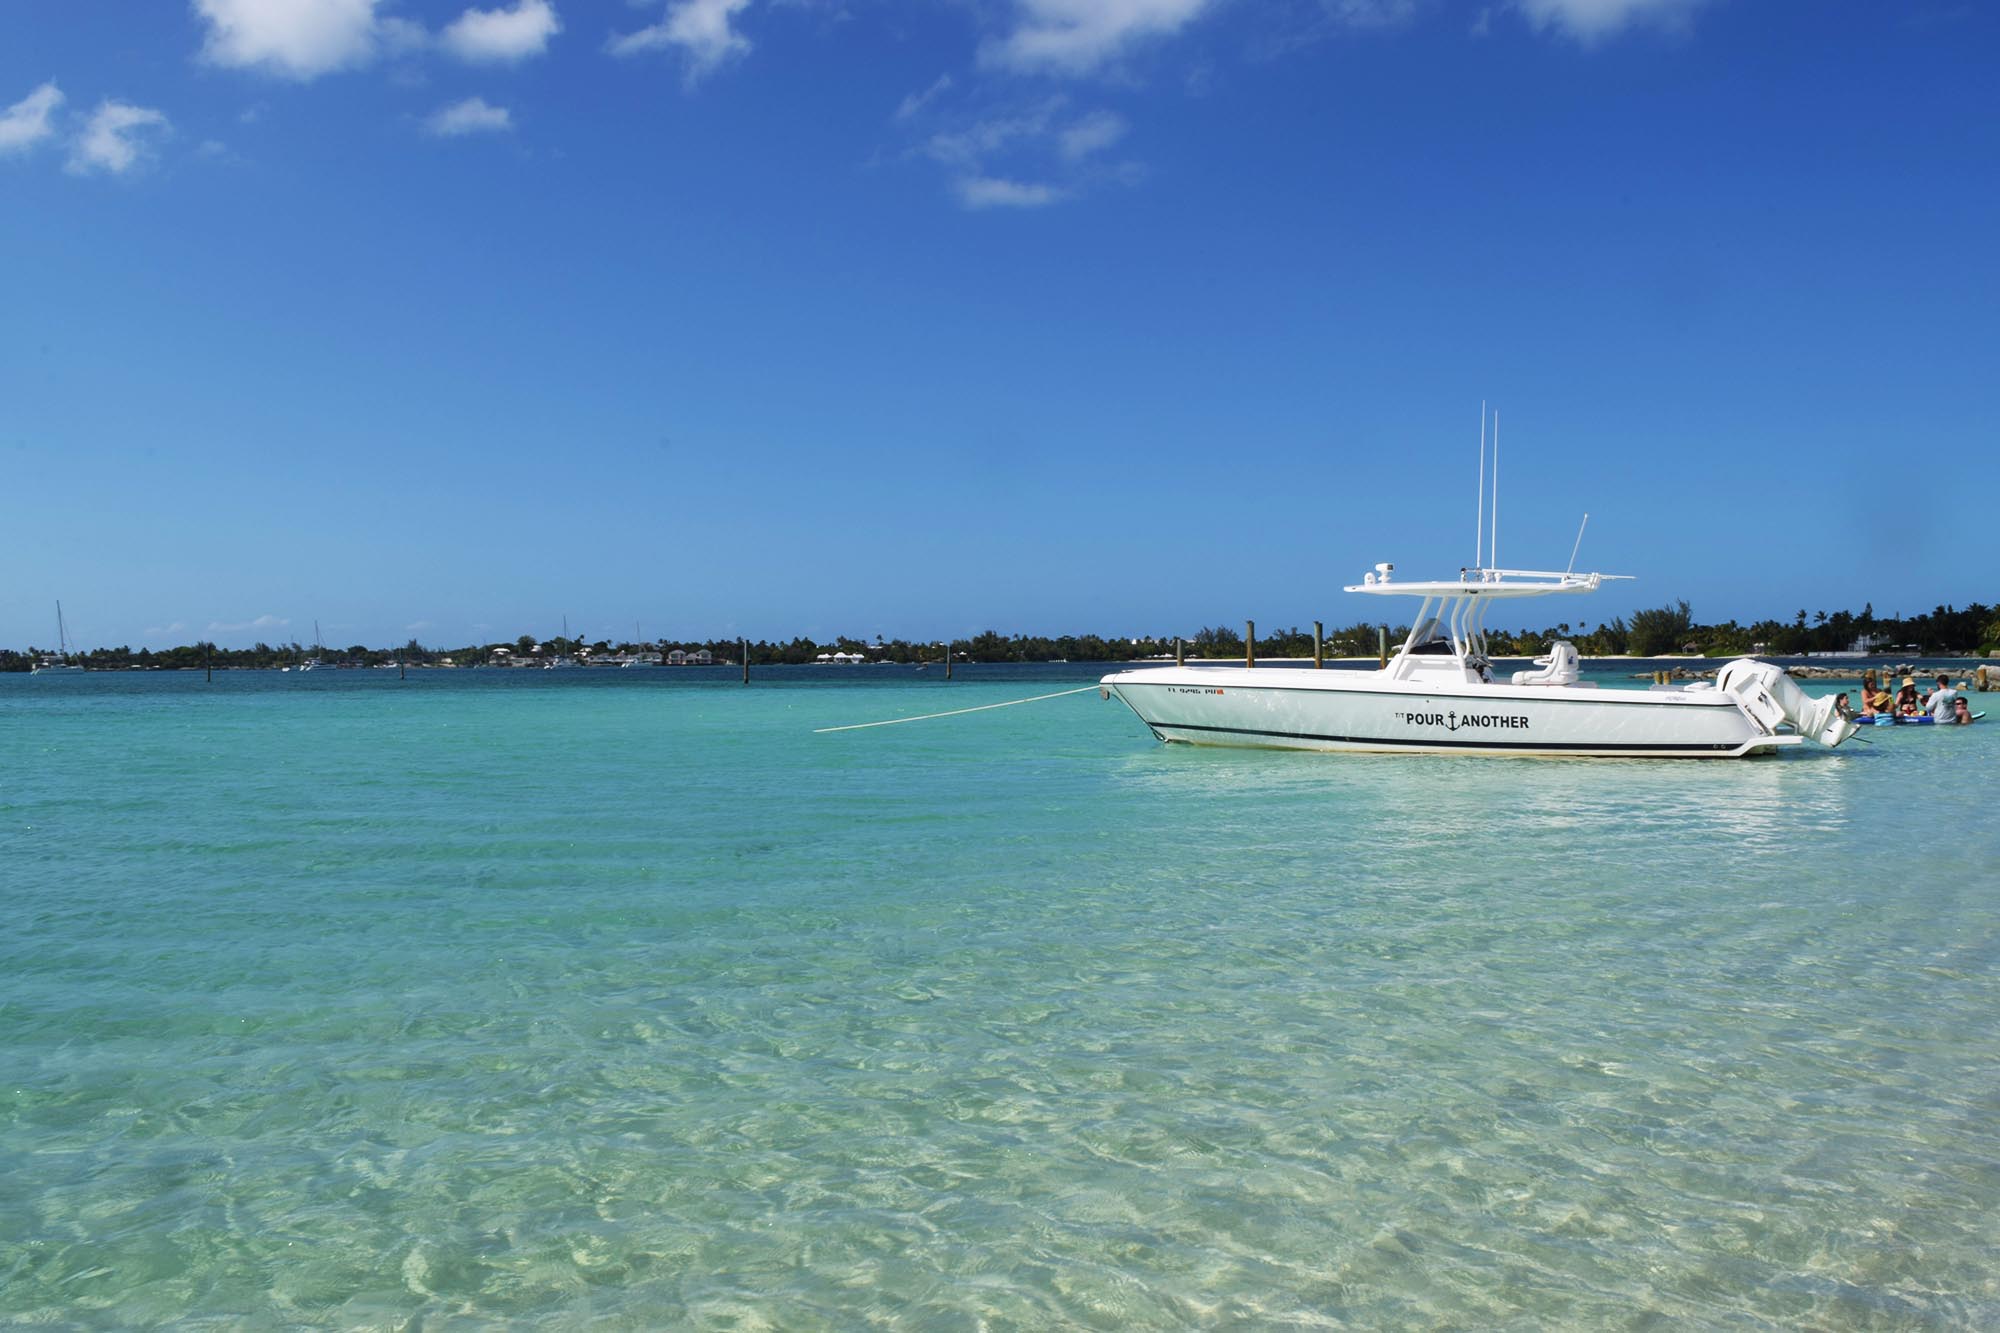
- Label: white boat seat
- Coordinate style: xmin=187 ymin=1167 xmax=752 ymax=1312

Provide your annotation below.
xmin=1511 ymin=639 xmax=1581 ymax=687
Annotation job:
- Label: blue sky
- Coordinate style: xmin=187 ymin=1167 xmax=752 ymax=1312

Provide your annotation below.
xmin=4 ymin=0 xmax=1995 ymax=650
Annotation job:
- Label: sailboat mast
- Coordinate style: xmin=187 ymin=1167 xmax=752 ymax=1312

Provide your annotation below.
xmin=56 ymin=601 xmax=68 ymax=657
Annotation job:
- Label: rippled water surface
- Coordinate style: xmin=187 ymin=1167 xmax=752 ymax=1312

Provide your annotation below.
xmin=4 ymin=665 xmax=1998 ymax=1327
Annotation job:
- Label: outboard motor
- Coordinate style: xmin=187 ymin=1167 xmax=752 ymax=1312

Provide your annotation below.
xmin=1715 ymin=660 xmax=1858 ymax=748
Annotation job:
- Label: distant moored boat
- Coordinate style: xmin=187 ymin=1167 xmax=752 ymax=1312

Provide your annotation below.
xmin=31 ymin=601 xmax=85 ymax=674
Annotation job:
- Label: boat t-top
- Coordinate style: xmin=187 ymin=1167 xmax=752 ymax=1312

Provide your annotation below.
xmin=1100 ymin=563 xmax=1856 ymax=757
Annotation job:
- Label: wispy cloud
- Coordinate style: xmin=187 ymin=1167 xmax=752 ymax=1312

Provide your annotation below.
xmin=1058 ymin=108 xmax=1126 ymax=160
xmin=425 ymin=96 xmax=513 ymax=136
xmin=193 ymin=0 xmax=404 ymax=80
xmin=895 ymin=73 xmax=953 ymax=121
xmin=1513 ymin=0 xmax=1711 ymax=43
xmin=956 ymin=175 xmax=1063 ymax=209
xmin=441 ymin=0 xmax=561 ymax=63
xmin=982 ymin=0 xmax=1215 ymax=76
xmin=0 ymin=81 xmax=64 ymax=155
xmin=922 ymin=96 xmax=1067 ymax=168
xmin=143 ymin=620 xmax=190 ymax=638
xmin=405 ymin=619 xmax=434 ymax=632
xmin=912 ymin=96 xmax=1137 ymax=210
xmin=609 ymin=0 xmax=752 ymax=83
xmin=206 ymin=614 xmax=291 ymax=634
xmin=66 ymin=100 xmax=170 ymax=175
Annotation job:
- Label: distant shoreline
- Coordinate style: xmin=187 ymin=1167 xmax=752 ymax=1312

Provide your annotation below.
xmin=10 ymin=653 xmax=1994 ymax=677
xmin=8 ymin=613 xmax=1994 ymax=675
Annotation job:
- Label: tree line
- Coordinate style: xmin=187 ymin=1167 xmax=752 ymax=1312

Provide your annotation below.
xmin=4 ymin=600 xmax=1995 ymax=672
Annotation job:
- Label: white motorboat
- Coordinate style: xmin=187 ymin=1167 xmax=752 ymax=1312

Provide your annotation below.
xmin=1100 ymin=564 xmax=1857 ymax=758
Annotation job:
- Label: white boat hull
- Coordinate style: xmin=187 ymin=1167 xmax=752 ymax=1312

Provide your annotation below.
xmin=1102 ymin=667 xmax=1797 ymax=758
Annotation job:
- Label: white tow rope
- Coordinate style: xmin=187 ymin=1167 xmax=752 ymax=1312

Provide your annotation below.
xmin=813 ymin=684 xmax=1102 ymax=734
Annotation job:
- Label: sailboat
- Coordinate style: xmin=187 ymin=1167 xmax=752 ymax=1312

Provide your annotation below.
xmin=31 ymin=602 xmax=84 ymax=673
xmin=300 ymin=621 xmax=326 ymax=672
xmin=545 ymin=614 xmax=577 ymax=668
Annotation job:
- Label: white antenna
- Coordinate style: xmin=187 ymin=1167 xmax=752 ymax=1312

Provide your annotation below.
xmin=1474 ymin=401 xmax=1486 ymax=569
xmin=1565 ymin=512 xmax=1590 ymax=575
xmin=1489 ymin=410 xmax=1500 ymax=569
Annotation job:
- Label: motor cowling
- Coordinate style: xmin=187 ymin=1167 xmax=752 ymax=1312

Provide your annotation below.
xmin=1715 ymin=660 xmax=1857 ymax=748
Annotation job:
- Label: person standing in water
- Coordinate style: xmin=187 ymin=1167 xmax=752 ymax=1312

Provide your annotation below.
xmin=1924 ymin=674 xmax=1960 ymax=723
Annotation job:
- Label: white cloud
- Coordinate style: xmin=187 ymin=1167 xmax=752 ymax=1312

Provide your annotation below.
xmin=1514 ymin=0 xmax=1709 ymax=43
xmin=895 ymin=73 xmax=953 ymax=120
xmin=405 ymin=619 xmax=434 ymax=631
xmin=143 ymin=621 xmax=190 ymax=638
xmin=66 ymin=101 xmax=171 ymax=175
xmin=956 ymin=175 xmax=1062 ymax=209
xmin=1058 ymin=108 xmax=1126 ymax=160
xmin=914 ymin=97 xmax=1141 ymax=209
xmin=610 ymin=0 xmax=751 ymax=81
xmin=923 ymin=96 xmax=1065 ymax=167
xmin=206 ymin=614 xmax=291 ymax=634
xmin=0 ymin=82 xmax=64 ymax=155
xmin=193 ymin=0 xmax=397 ymax=79
xmin=441 ymin=0 xmax=560 ymax=63
xmin=983 ymin=0 xmax=1214 ymax=76
xmin=425 ymin=96 xmax=513 ymax=135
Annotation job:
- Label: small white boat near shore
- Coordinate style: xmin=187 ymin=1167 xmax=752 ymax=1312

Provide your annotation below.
xmin=1101 ymin=565 xmax=1857 ymax=758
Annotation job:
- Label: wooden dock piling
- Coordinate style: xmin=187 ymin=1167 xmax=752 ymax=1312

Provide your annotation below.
xmin=1377 ymin=626 xmax=1388 ymax=668
xmin=741 ymin=639 xmax=749 ymax=684
xmin=1245 ymin=620 xmax=1255 ymax=670
xmin=1175 ymin=637 xmax=1184 ymax=667
xmin=1313 ymin=621 xmax=1323 ymax=669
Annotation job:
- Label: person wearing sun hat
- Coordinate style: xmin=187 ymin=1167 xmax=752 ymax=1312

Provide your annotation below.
xmin=1895 ymin=677 xmax=1923 ymax=716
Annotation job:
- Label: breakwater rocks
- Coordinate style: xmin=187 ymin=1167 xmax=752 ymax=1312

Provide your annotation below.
xmin=1626 ymin=663 xmax=1935 ymax=683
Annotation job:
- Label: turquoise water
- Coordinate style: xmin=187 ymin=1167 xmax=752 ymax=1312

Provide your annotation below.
xmin=4 ymin=665 xmax=1998 ymax=1327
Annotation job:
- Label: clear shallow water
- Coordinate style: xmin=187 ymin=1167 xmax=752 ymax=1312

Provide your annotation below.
xmin=3 ymin=665 xmax=1998 ymax=1328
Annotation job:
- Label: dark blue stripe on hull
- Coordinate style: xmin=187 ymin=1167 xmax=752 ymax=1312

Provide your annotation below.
xmin=1138 ymin=719 xmax=1746 ymax=753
